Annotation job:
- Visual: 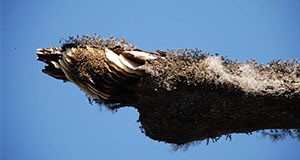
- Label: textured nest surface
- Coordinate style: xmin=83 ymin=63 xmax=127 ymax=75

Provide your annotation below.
xmin=137 ymin=53 xmax=300 ymax=144
xmin=38 ymin=35 xmax=300 ymax=145
xmin=142 ymin=51 xmax=300 ymax=97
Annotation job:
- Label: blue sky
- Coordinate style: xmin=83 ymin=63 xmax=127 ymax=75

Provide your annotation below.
xmin=1 ymin=0 xmax=300 ymax=159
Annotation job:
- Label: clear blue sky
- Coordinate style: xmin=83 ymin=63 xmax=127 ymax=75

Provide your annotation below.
xmin=1 ymin=0 xmax=300 ymax=159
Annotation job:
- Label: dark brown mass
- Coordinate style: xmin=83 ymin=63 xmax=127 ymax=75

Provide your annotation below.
xmin=37 ymin=36 xmax=300 ymax=145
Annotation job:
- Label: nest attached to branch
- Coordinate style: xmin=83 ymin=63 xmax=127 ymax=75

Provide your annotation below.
xmin=37 ymin=35 xmax=300 ymax=145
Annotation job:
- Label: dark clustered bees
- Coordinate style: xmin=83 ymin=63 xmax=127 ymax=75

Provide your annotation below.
xmin=37 ymin=35 xmax=300 ymax=145
xmin=37 ymin=35 xmax=300 ymax=106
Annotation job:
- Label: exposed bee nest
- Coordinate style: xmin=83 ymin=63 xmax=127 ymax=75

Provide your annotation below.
xmin=37 ymin=35 xmax=158 ymax=105
xmin=37 ymin=35 xmax=300 ymax=145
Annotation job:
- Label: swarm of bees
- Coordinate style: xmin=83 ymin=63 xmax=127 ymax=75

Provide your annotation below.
xmin=37 ymin=35 xmax=300 ymax=104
